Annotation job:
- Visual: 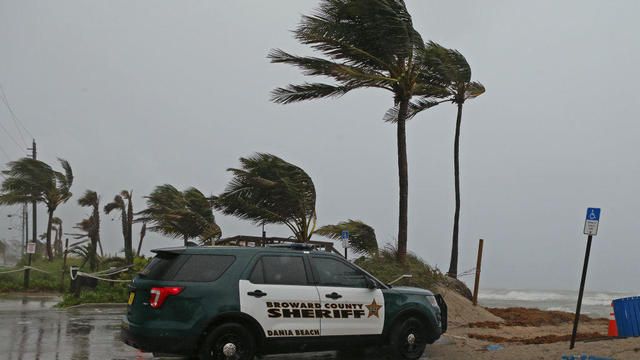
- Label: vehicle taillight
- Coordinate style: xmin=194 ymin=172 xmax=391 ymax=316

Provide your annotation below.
xmin=149 ymin=287 xmax=184 ymax=308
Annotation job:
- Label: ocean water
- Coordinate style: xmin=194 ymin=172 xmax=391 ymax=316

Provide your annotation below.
xmin=477 ymin=289 xmax=638 ymax=318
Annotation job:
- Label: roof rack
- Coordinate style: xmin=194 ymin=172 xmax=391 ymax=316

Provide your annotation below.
xmin=266 ymin=243 xmax=316 ymax=250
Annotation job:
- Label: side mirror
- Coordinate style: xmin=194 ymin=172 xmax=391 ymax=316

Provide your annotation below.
xmin=366 ymin=277 xmax=377 ymax=289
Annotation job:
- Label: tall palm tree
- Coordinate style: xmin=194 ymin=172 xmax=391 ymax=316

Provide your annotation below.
xmin=316 ymin=220 xmax=378 ymax=256
xmin=0 ymin=158 xmax=73 ymax=261
xmin=138 ymin=185 xmax=221 ymax=246
xmin=425 ymin=44 xmax=485 ymax=278
xmin=104 ymin=190 xmax=134 ymax=264
xmin=215 ymin=153 xmax=317 ymax=243
xmin=269 ymin=0 xmax=449 ymax=263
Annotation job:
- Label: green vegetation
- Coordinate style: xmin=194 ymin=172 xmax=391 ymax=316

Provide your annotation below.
xmin=137 ymin=184 xmax=221 ymax=246
xmin=0 ymin=157 xmax=74 ymax=261
xmin=355 ymin=245 xmax=446 ymax=292
xmin=57 ymin=257 xmax=148 ymax=307
xmin=215 ymin=153 xmax=317 ymax=243
xmin=316 ymin=220 xmax=378 ymax=256
xmin=104 ymin=190 xmax=135 ymax=264
xmin=77 ymin=190 xmax=101 ymax=271
xmin=0 ymin=257 xmax=81 ymax=292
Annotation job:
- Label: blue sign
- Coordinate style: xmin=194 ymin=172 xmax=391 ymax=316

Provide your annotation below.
xmin=586 ymin=208 xmax=601 ymax=221
xmin=341 ymin=231 xmax=349 ymax=240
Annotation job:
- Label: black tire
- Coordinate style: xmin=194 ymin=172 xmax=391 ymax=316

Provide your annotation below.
xmin=388 ymin=317 xmax=428 ymax=360
xmin=198 ymin=322 xmax=256 ymax=360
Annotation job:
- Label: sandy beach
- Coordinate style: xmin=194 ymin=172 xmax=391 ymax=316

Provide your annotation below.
xmin=424 ymin=287 xmax=640 ymax=359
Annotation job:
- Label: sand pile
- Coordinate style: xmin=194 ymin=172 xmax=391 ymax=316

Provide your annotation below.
xmin=435 ymin=285 xmax=503 ymax=326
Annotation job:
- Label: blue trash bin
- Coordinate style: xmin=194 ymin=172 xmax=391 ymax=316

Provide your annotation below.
xmin=613 ymin=296 xmax=640 ymax=337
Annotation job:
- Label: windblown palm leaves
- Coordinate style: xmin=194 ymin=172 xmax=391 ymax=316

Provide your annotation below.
xmin=316 ymin=220 xmax=378 ymax=256
xmin=215 ymin=153 xmax=317 ymax=243
xmin=269 ymin=0 xmax=451 ymax=263
xmin=104 ymin=190 xmax=134 ymax=263
xmin=0 ymin=157 xmax=73 ymax=261
xmin=78 ymin=190 xmax=101 ymax=271
xmin=137 ymin=185 xmax=221 ymax=246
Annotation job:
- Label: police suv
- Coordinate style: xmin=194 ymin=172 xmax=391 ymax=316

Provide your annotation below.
xmin=121 ymin=244 xmax=447 ymax=360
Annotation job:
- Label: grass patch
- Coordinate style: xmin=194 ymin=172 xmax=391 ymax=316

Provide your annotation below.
xmin=355 ymin=245 xmax=446 ymax=291
xmin=0 ymin=257 xmax=82 ymax=292
xmin=57 ymin=257 xmax=149 ymax=307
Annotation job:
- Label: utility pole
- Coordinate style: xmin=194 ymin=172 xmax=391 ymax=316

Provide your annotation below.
xmin=24 ymin=139 xmax=36 ymax=289
xmin=22 ymin=204 xmax=27 ymax=255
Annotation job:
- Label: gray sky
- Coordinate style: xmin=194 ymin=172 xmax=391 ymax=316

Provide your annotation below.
xmin=1 ymin=0 xmax=639 ymax=292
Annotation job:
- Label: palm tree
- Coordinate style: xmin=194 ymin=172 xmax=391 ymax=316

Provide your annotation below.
xmin=51 ymin=217 xmax=63 ymax=258
xmin=138 ymin=185 xmax=221 ymax=246
xmin=104 ymin=190 xmax=134 ymax=264
xmin=269 ymin=0 xmax=449 ymax=263
xmin=78 ymin=190 xmax=102 ymax=269
xmin=70 ymin=217 xmax=99 ymax=271
xmin=0 ymin=158 xmax=73 ymax=261
xmin=316 ymin=220 xmax=378 ymax=256
xmin=215 ymin=153 xmax=317 ymax=243
xmin=425 ymin=44 xmax=485 ymax=278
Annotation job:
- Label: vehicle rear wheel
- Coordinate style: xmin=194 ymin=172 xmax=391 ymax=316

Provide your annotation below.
xmin=389 ymin=317 xmax=428 ymax=360
xmin=198 ymin=322 xmax=256 ymax=360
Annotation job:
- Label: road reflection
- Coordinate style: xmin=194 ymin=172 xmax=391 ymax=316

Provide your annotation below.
xmin=0 ymin=295 xmax=401 ymax=359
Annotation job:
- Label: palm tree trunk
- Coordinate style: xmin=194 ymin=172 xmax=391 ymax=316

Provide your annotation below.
xmin=396 ymin=99 xmax=409 ymax=265
xmin=125 ymin=196 xmax=134 ymax=263
xmin=184 ymin=235 xmax=188 ymax=247
xmin=136 ymin=223 xmax=146 ymax=257
xmin=46 ymin=209 xmax=54 ymax=261
xmin=448 ymin=102 xmax=464 ymax=278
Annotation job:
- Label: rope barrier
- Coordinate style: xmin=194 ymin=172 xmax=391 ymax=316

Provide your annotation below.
xmin=0 ymin=266 xmax=56 ymax=275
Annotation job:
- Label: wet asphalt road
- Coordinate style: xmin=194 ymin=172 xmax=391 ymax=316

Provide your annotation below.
xmin=0 ymin=295 xmax=437 ymax=360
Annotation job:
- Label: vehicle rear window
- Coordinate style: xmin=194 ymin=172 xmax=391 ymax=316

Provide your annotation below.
xmin=173 ymin=255 xmax=235 ymax=282
xmin=139 ymin=252 xmax=187 ymax=280
xmin=249 ymin=256 xmax=308 ymax=285
xmin=140 ymin=253 xmax=234 ymax=282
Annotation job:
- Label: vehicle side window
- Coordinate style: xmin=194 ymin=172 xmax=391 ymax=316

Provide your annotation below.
xmin=249 ymin=256 xmax=308 ymax=285
xmin=311 ymin=257 xmax=368 ymax=288
xmin=172 ymin=255 xmax=235 ymax=282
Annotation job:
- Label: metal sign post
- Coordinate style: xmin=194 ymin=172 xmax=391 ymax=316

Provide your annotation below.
xmin=570 ymin=207 xmax=600 ymax=349
xmin=341 ymin=231 xmax=349 ymax=259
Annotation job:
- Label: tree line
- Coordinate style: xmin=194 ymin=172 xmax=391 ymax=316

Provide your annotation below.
xmin=0 ymin=0 xmax=485 ymax=278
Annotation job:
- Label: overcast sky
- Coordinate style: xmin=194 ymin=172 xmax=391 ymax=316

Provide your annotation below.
xmin=1 ymin=0 xmax=639 ymax=292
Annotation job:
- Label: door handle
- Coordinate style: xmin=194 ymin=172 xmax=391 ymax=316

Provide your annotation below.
xmin=248 ymin=290 xmax=267 ymax=298
xmin=325 ymin=292 xmax=342 ymax=300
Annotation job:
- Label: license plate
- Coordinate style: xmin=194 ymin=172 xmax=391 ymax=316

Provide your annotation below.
xmin=128 ymin=292 xmax=135 ymax=305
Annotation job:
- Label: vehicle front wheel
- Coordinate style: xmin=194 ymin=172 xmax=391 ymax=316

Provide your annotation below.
xmin=198 ymin=322 xmax=256 ymax=360
xmin=389 ymin=317 xmax=428 ymax=360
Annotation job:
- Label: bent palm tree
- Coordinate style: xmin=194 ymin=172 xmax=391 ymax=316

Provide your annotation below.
xmin=427 ymin=44 xmax=485 ymax=278
xmin=138 ymin=185 xmax=221 ymax=246
xmin=316 ymin=220 xmax=378 ymax=256
xmin=215 ymin=153 xmax=317 ymax=243
xmin=269 ymin=0 xmax=449 ymax=263
xmin=0 ymin=158 xmax=73 ymax=260
xmin=104 ymin=190 xmax=134 ymax=263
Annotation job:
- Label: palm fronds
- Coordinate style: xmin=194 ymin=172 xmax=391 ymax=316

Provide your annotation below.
xmin=315 ymin=219 xmax=378 ymax=256
xmin=215 ymin=153 xmax=316 ymax=242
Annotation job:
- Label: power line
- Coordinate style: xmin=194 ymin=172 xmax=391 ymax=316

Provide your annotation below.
xmin=0 ymin=82 xmax=33 ymax=144
xmin=0 ymin=118 xmax=23 ymax=151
